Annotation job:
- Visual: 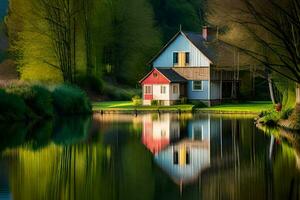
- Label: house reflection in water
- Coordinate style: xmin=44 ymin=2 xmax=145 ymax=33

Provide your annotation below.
xmin=142 ymin=114 xmax=180 ymax=154
xmin=142 ymin=113 xmax=224 ymax=185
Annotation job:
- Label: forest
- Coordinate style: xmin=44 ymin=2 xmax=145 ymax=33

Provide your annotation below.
xmin=4 ymin=0 xmax=205 ymax=87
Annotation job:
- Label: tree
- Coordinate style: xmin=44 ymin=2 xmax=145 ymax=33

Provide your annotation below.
xmin=208 ymin=0 xmax=300 ymax=111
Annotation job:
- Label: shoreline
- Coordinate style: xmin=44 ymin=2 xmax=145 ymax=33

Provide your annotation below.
xmin=93 ymin=109 xmax=260 ymax=115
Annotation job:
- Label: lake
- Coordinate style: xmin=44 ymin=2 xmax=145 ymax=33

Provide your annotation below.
xmin=0 ymin=113 xmax=299 ymax=200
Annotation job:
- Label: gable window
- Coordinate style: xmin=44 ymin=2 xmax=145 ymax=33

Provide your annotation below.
xmin=173 ymin=85 xmax=178 ymax=94
xmin=161 ymin=86 xmax=166 ymax=94
xmin=173 ymin=52 xmax=178 ymax=65
xmin=144 ymin=85 xmax=152 ymax=94
xmin=173 ymin=52 xmax=190 ymax=67
xmin=193 ymin=81 xmax=203 ymax=91
xmin=185 ymin=52 xmax=190 ymax=65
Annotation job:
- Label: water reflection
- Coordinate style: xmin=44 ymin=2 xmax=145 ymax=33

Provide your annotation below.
xmin=0 ymin=113 xmax=299 ymax=200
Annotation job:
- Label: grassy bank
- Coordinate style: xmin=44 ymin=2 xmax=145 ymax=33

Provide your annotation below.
xmin=93 ymin=101 xmax=194 ymax=112
xmin=93 ymin=101 xmax=273 ymax=114
xmin=198 ymin=101 xmax=273 ymax=113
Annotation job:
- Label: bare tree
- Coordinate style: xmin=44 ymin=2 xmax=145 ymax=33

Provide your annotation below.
xmin=209 ymin=0 xmax=300 ymax=105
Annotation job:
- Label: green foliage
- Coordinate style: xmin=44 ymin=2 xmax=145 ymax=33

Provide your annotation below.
xmin=52 ymin=84 xmax=92 ymax=115
xmin=132 ymin=95 xmax=142 ymax=106
xmin=280 ymin=108 xmax=294 ymax=120
xmin=102 ymin=82 xmax=141 ymax=100
xmin=151 ymin=100 xmax=158 ymax=106
xmin=77 ymin=75 xmax=103 ymax=93
xmin=6 ymin=84 xmax=54 ymax=118
xmin=0 ymin=89 xmax=29 ymax=121
xmin=190 ymin=100 xmax=207 ymax=108
xmin=258 ymin=110 xmax=280 ymax=126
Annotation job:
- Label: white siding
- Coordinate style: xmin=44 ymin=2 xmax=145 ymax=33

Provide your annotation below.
xmin=153 ymin=84 xmax=170 ymax=100
xmin=153 ymin=34 xmax=212 ymax=68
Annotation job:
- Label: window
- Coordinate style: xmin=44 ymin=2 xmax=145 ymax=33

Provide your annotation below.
xmin=161 ymin=86 xmax=166 ymax=94
xmin=153 ymin=72 xmax=158 ymax=78
xmin=144 ymin=85 xmax=152 ymax=94
xmin=193 ymin=125 xmax=203 ymax=140
xmin=173 ymin=85 xmax=178 ymax=94
xmin=193 ymin=81 xmax=203 ymax=91
xmin=173 ymin=150 xmax=179 ymax=165
xmin=173 ymin=52 xmax=190 ymax=66
xmin=185 ymin=52 xmax=190 ymax=65
xmin=173 ymin=52 xmax=178 ymax=65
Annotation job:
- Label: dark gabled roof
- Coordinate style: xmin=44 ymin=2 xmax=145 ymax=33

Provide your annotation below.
xmin=156 ymin=68 xmax=187 ymax=83
xmin=139 ymin=68 xmax=187 ymax=83
xmin=182 ymin=31 xmax=217 ymax=63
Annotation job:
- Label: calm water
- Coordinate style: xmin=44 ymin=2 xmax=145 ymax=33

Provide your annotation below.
xmin=0 ymin=113 xmax=299 ymax=200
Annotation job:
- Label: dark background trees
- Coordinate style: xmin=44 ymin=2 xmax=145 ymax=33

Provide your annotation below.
xmin=2 ymin=0 xmax=206 ymax=87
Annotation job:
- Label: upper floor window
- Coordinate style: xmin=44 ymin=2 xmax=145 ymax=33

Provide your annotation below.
xmin=193 ymin=81 xmax=203 ymax=91
xmin=161 ymin=86 xmax=166 ymax=94
xmin=173 ymin=52 xmax=178 ymax=65
xmin=185 ymin=52 xmax=190 ymax=65
xmin=173 ymin=52 xmax=190 ymax=67
xmin=144 ymin=85 xmax=152 ymax=94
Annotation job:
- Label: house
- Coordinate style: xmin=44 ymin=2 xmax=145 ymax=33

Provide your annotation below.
xmin=139 ymin=26 xmax=238 ymax=106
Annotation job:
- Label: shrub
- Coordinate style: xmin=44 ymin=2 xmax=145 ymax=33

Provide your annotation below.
xmin=52 ymin=84 xmax=92 ymax=115
xmin=0 ymin=89 xmax=29 ymax=121
xmin=151 ymin=100 xmax=159 ymax=106
xmin=258 ymin=110 xmax=280 ymax=126
xmin=132 ymin=95 xmax=142 ymax=106
xmin=180 ymin=97 xmax=188 ymax=104
xmin=6 ymin=84 xmax=54 ymax=118
xmin=191 ymin=101 xmax=207 ymax=108
xmin=77 ymin=75 xmax=103 ymax=93
xmin=280 ymin=108 xmax=294 ymax=120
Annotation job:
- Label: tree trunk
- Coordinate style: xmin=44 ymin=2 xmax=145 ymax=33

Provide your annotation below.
xmin=268 ymin=76 xmax=276 ymax=104
xmin=296 ymin=83 xmax=300 ymax=105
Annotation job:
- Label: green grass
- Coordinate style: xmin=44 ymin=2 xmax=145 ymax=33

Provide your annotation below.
xmin=92 ymin=101 xmax=194 ymax=111
xmin=93 ymin=101 xmax=273 ymax=113
xmin=199 ymin=101 xmax=273 ymax=113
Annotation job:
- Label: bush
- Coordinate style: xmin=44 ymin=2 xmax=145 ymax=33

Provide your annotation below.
xmin=52 ymin=84 xmax=92 ymax=115
xmin=132 ymin=95 xmax=142 ymax=106
xmin=151 ymin=100 xmax=159 ymax=106
xmin=258 ymin=110 xmax=280 ymax=126
xmin=191 ymin=101 xmax=207 ymax=108
xmin=0 ymin=89 xmax=29 ymax=121
xmin=6 ymin=84 xmax=54 ymax=118
xmin=280 ymin=108 xmax=294 ymax=120
xmin=77 ymin=75 xmax=103 ymax=93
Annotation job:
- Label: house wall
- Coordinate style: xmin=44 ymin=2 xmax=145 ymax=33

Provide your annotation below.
xmin=153 ymin=34 xmax=211 ymax=68
xmin=210 ymin=81 xmax=221 ymax=100
xmin=188 ymin=117 xmax=210 ymax=141
xmin=154 ymin=144 xmax=210 ymax=183
xmin=187 ymin=80 xmax=209 ymax=100
xmin=169 ymin=83 xmax=180 ymax=100
xmin=153 ymin=84 xmax=170 ymax=100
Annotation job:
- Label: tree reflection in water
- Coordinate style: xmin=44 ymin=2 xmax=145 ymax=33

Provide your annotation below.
xmin=0 ymin=114 xmax=299 ymax=200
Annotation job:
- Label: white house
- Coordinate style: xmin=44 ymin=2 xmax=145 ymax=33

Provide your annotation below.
xmin=139 ymin=26 xmax=237 ymax=106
